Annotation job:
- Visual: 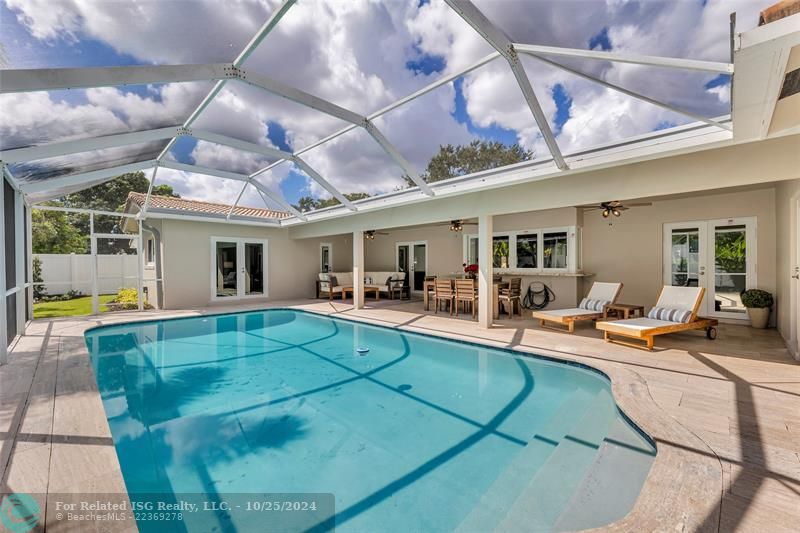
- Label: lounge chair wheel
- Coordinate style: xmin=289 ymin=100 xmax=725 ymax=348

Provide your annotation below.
xmin=706 ymin=326 xmax=717 ymax=340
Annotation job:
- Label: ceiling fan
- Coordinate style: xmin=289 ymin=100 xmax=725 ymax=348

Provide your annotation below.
xmin=584 ymin=201 xmax=652 ymax=218
xmin=432 ymin=219 xmax=479 ymax=232
xmin=364 ymin=230 xmax=389 ymax=240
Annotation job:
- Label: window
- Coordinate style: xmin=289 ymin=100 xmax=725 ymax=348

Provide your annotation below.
xmin=145 ymin=238 xmax=155 ymax=266
xmin=466 ymin=236 xmax=478 ymax=266
xmin=543 ymin=231 xmax=568 ymax=269
xmin=492 ymin=236 xmax=510 ymax=268
xmin=516 ymin=234 xmax=537 ymax=268
xmin=463 ymin=226 xmax=576 ymax=272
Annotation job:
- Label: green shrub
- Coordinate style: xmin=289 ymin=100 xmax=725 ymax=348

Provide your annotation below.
xmin=741 ymin=289 xmax=773 ymax=309
xmin=109 ymin=288 xmax=153 ymax=310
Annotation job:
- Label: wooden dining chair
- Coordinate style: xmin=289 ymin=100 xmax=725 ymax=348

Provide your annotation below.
xmin=434 ymin=279 xmax=455 ymax=315
xmin=455 ymin=279 xmax=478 ymax=319
xmin=424 ymin=275 xmax=437 ymax=310
xmin=498 ymin=277 xmax=523 ymax=318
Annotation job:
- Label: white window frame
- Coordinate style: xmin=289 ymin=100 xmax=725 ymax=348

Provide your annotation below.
xmin=209 ymin=236 xmax=269 ymax=302
xmin=463 ymin=225 xmax=578 ymax=274
xmin=145 ymin=237 xmax=156 ymax=267
xmin=320 ymin=242 xmax=333 ymax=273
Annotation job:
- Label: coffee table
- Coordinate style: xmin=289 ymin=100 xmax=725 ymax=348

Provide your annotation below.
xmin=342 ymin=286 xmax=380 ymax=301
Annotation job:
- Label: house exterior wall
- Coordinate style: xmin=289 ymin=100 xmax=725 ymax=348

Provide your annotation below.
xmin=158 ymin=219 xmax=348 ymax=309
xmin=583 ymin=187 xmax=777 ymax=321
xmin=775 ymin=178 xmax=800 ymax=358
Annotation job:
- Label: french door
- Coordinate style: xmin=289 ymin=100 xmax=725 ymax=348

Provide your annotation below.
xmin=396 ymin=241 xmax=427 ymax=294
xmin=663 ymin=218 xmax=756 ymax=320
xmin=211 ymin=237 xmax=268 ymax=301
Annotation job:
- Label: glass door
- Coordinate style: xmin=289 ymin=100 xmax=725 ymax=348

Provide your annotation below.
xmin=664 ymin=218 xmax=755 ymax=319
xmin=215 ymin=241 xmax=238 ymax=298
xmin=412 ymin=243 xmax=427 ymax=292
xmin=709 ymin=219 xmax=753 ymax=317
xmin=212 ymin=238 xmax=268 ymax=300
xmin=244 ymin=242 xmax=265 ymax=297
xmin=320 ymin=243 xmax=331 ymax=273
xmin=396 ymin=241 xmax=427 ymax=294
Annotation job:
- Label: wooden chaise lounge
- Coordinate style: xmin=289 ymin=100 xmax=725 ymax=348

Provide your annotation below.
xmin=532 ymin=282 xmax=623 ymax=333
xmin=595 ymin=286 xmax=718 ymax=350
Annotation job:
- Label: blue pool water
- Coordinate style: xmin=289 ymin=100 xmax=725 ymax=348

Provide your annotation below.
xmin=85 ymin=309 xmax=656 ymax=532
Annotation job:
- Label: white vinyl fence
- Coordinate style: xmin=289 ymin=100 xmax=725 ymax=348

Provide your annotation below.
xmin=35 ymin=253 xmax=139 ymax=295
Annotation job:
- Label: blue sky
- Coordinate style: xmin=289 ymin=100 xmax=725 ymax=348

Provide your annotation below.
xmin=1 ymin=0 xmax=756 ymax=207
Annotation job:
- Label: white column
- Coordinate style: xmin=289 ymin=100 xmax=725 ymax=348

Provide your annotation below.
xmin=353 ymin=231 xmax=365 ymax=310
xmin=26 ymin=206 xmax=33 ymax=321
xmin=137 ymin=225 xmax=144 ymax=311
xmin=478 ymin=214 xmax=493 ymax=328
xmin=0 ymin=178 xmax=7 ymax=364
xmin=15 ymin=191 xmax=25 ymax=335
xmin=90 ymin=214 xmax=98 ymax=315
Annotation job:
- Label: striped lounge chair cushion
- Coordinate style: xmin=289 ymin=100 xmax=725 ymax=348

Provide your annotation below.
xmin=648 ymin=306 xmax=692 ymax=323
xmin=578 ymin=298 xmax=609 ymax=312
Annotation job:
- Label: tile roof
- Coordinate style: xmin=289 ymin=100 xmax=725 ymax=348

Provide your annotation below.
xmin=126 ymin=192 xmax=290 ymax=220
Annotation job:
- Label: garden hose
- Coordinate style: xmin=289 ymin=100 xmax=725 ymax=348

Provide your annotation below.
xmin=523 ymin=281 xmax=556 ymax=310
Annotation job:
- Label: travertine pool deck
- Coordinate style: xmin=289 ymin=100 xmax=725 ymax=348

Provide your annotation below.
xmin=2 ymin=298 xmax=799 ymax=532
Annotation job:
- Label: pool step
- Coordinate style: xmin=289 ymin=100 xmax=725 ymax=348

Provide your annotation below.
xmin=492 ymin=387 xmax=618 ymax=532
xmin=455 ymin=387 xmax=599 ymax=533
xmin=552 ymin=417 xmax=656 ymax=531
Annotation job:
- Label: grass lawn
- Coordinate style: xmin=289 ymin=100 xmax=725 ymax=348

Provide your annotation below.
xmin=34 ymin=294 xmax=116 ymax=319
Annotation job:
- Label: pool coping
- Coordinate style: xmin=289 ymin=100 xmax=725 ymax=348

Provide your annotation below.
xmin=80 ymin=305 xmax=721 ymax=532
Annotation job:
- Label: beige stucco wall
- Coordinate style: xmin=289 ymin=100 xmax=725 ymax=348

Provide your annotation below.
xmin=775 ymin=179 xmax=800 ymax=358
xmin=583 ymin=187 xmax=778 ymax=321
xmin=158 ymin=219 xmax=349 ymax=309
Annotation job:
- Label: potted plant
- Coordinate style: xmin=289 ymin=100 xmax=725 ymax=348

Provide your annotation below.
xmin=741 ymin=289 xmax=773 ymax=329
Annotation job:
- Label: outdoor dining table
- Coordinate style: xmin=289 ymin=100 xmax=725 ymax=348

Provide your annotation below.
xmin=422 ymin=278 xmax=510 ymax=319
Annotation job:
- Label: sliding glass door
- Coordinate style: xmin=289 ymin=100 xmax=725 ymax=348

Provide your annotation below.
xmin=664 ymin=218 xmax=756 ymax=319
xmin=211 ymin=237 xmax=268 ymax=301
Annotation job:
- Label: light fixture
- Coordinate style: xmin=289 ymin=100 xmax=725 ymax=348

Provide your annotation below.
xmin=365 ymin=230 xmax=376 ymax=240
xmin=612 ymin=209 xmax=621 ymax=217
xmin=449 ymin=220 xmax=463 ymax=232
xmin=602 ymin=209 xmax=610 ymax=218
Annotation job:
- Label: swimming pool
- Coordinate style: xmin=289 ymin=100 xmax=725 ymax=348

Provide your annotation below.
xmin=85 ymin=309 xmax=655 ymax=532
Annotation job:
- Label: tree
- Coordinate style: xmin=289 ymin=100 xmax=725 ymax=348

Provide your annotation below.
xmin=32 ymin=205 xmax=88 ymax=254
xmin=31 ymin=171 xmax=180 ymax=254
xmin=408 ymin=140 xmax=533 ymax=186
xmin=63 ymin=171 xmax=178 ymax=235
xmin=293 ymin=192 xmax=371 ymax=212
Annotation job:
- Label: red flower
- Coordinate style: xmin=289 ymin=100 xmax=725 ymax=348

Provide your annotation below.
xmin=464 ymin=264 xmax=479 ymax=273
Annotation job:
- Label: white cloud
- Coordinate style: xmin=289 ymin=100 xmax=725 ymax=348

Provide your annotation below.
xmin=4 ymin=0 xmax=776 ymax=202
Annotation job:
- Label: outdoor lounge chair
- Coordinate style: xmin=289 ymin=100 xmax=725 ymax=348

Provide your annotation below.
xmin=595 ymin=286 xmax=718 ymax=350
xmin=532 ymin=282 xmax=623 ymax=333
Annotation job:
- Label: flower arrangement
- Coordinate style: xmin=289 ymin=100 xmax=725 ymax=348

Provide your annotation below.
xmin=463 ymin=263 xmax=479 ymax=279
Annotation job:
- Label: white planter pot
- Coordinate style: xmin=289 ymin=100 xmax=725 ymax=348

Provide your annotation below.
xmin=747 ymin=307 xmax=770 ymax=329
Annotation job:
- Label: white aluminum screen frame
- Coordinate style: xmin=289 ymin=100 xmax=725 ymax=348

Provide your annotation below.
xmin=0 ymin=0 xmax=735 ymax=226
